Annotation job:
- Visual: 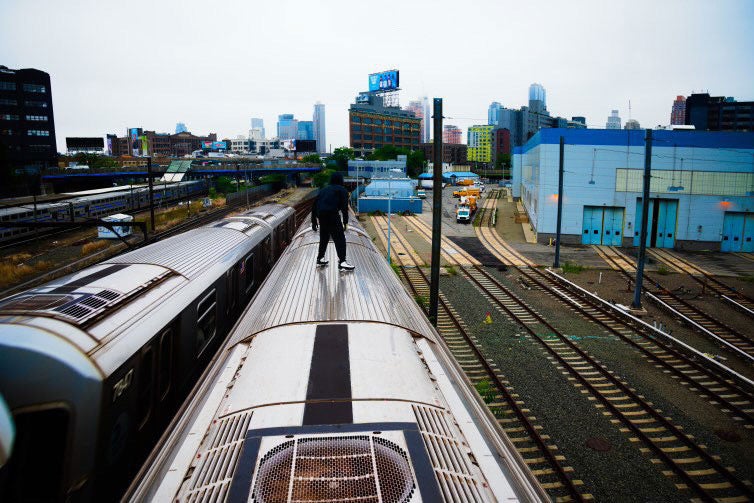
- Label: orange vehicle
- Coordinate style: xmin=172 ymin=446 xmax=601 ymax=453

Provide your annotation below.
xmin=453 ymin=187 xmax=480 ymax=198
xmin=457 ymin=178 xmax=475 ymax=186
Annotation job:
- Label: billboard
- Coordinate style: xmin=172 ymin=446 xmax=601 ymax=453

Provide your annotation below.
xmin=66 ymin=137 xmax=105 ymax=149
xmin=368 ymin=70 xmax=399 ymax=92
xmin=141 ymin=136 xmax=149 ymax=156
xmin=295 ymin=140 xmax=316 ymax=152
xmin=130 ymin=128 xmax=140 ymax=156
xmin=202 ymin=141 xmax=227 ymax=150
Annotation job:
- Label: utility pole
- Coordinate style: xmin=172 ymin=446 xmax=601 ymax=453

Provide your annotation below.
xmin=554 ymin=136 xmax=564 ymax=267
xmin=147 ymin=156 xmax=155 ymax=236
xmin=429 ymin=98 xmax=443 ymax=326
xmin=633 ymin=129 xmax=653 ymax=309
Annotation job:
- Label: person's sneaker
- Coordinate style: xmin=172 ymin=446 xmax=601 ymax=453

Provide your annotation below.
xmin=338 ymin=260 xmax=355 ymax=271
xmin=316 ymin=258 xmax=329 ymax=266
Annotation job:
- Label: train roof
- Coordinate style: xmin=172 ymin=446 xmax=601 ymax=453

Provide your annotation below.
xmin=228 ymin=224 xmax=437 ymax=346
xmin=0 ymin=216 xmax=277 ymax=375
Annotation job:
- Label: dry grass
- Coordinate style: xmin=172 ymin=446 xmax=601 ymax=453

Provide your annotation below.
xmin=0 ymin=258 xmax=52 ymax=288
xmin=81 ymin=240 xmax=110 ymax=256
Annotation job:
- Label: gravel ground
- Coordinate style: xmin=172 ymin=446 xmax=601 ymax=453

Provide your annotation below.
xmin=440 ymin=271 xmax=685 ymax=502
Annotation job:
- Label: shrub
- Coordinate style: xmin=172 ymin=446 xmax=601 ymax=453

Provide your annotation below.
xmin=561 ymin=261 xmax=586 ymax=273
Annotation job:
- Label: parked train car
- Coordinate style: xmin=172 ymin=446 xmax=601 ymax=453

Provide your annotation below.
xmin=0 ymin=180 xmax=206 ymax=242
xmin=0 ymin=203 xmax=295 ymax=501
xmin=127 ymin=217 xmax=547 ymax=502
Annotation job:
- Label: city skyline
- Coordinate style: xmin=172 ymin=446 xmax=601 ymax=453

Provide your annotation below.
xmin=1 ymin=0 xmax=753 ymax=153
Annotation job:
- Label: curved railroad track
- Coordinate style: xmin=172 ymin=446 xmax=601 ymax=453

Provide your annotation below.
xmin=370 ymin=215 xmax=588 ymax=502
xmin=594 ymin=246 xmax=754 ymax=363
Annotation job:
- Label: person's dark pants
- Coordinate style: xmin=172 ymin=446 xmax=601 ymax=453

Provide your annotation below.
xmin=317 ymin=212 xmax=347 ymax=263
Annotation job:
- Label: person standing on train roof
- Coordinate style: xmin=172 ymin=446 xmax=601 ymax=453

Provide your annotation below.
xmin=312 ymin=172 xmax=355 ymax=271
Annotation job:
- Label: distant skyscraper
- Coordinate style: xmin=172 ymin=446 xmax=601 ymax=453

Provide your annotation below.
xmin=670 ymin=96 xmax=687 ymax=125
xmin=405 ymin=100 xmax=426 ymax=142
xmin=443 ymin=125 xmax=462 ymax=144
xmin=606 ymin=110 xmax=621 ymax=129
xmin=488 ymin=102 xmax=503 ymax=126
xmin=277 ymin=114 xmax=298 ymax=140
xmin=297 ymin=121 xmax=314 ymax=141
xmin=421 ymin=96 xmax=431 ymax=143
xmin=624 ymin=119 xmax=641 ymax=129
xmin=250 ymin=118 xmax=265 ymax=139
xmin=313 ymin=102 xmax=326 ymax=153
xmin=175 ymin=122 xmax=187 ymax=134
xmin=528 ymin=83 xmax=547 ymax=114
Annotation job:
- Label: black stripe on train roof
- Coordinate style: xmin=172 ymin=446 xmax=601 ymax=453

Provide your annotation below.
xmin=303 ymin=323 xmax=352 ymax=425
xmin=49 ymin=264 xmax=130 ymax=293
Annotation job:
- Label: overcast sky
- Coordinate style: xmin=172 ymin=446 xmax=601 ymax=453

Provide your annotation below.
xmin=2 ymin=0 xmax=753 ymax=152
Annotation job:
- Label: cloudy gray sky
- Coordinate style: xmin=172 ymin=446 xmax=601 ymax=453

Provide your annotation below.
xmin=2 ymin=0 xmax=753 ymax=152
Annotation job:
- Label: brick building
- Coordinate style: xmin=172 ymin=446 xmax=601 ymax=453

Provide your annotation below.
xmin=349 ymin=93 xmax=420 ymax=158
xmin=419 ymin=142 xmax=467 ymax=165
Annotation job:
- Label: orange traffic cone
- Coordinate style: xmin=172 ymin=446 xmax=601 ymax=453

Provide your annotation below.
xmin=483 ymin=312 xmax=493 ymax=324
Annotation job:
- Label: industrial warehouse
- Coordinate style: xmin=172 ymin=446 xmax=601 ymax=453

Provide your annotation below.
xmin=512 ymin=128 xmax=754 ymax=251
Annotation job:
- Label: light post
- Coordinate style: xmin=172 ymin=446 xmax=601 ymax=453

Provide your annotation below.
xmin=386 ymin=168 xmax=402 ymax=264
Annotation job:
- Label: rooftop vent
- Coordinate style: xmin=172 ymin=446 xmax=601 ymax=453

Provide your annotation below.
xmin=252 ymin=435 xmax=415 ymax=503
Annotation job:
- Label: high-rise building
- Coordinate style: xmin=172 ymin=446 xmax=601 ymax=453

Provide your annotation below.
xmin=405 ymin=100 xmax=426 ymax=143
xmin=624 ymin=119 xmax=641 ymax=129
xmin=349 ymin=93 xmax=421 ymax=158
xmin=297 ymin=121 xmax=314 ymax=141
xmin=606 ymin=110 xmax=621 ymax=129
xmin=670 ymin=96 xmax=686 ymax=125
xmin=277 ymin=114 xmax=298 ymax=140
xmin=443 ymin=125 xmax=462 ymax=144
xmin=175 ymin=122 xmax=187 ymax=134
xmin=422 ymin=97 xmax=431 ymax=143
xmin=685 ymin=93 xmax=754 ymax=131
xmin=467 ymin=125 xmax=494 ymax=164
xmin=529 ymin=83 xmax=547 ymax=114
xmin=250 ymin=118 xmax=265 ymax=139
xmin=488 ymin=102 xmax=503 ymax=126
xmin=313 ymin=102 xmax=326 ymax=153
xmin=0 ymin=65 xmax=57 ymax=194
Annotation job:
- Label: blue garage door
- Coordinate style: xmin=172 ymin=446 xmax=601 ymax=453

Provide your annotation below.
xmin=583 ymin=206 xmax=625 ymax=246
xmin=722 ymin=212 xmax=754 ymax=253
xmin=634 ymin=198 xmax=677 ymax=248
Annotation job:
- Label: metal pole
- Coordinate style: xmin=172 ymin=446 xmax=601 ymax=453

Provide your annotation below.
xmin=147 ymin=156 xmax=155 ymax=235
xmin=429 ymin=98 xmax=443 ymax=326
xmin=387 ymin=174 xmax=392 ymax=264
xmin=633 ymin=129 xmax=653 ymax=309
xmin=554 ymin=136 xmax=564 ymax=267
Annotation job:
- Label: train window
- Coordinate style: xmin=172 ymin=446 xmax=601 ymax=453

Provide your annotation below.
xmin=196 ymin=289 xmax=217 ymax=356
xmin=158 ymin=329 xmax=173 ymax=400
xmin=0 ymin=407 xmax=69 ymax=501
xmin=225 ymin=269 xmax=237 ymax=314
xmin=243 ymin=255 xmax=254 ymax=294
xmin=138 ymin=347 xmax=154 ymax=429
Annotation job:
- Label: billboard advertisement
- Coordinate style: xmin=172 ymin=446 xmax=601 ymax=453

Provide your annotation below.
xmin=202 ymin=141 xmax=227 ymax=150
xmin=368 ymin=70 xmax=399 ymax=92
xmin=141 ymin=136 xmax=149 ymax=156
xmin=130 ymin=128 xmax=140 ymax=156
xmin=295 ymin=140 xmax=316 ymax=152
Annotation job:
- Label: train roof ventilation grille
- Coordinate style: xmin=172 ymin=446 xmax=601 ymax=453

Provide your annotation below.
xmin=412 ymin=405 xmax=485 ymax=502
xmin=252 ymin=435 xmax=416 ymax=503
xmin=183 ymin=411 xmax=253 ymax=501
xmin=0 ymin=294 xmax=75 ymax=312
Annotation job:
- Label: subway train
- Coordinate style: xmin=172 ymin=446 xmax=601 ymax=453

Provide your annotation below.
xmin=0 ymin=180 xmax=207 ymax=243
xmin=0 ymin=203 xmax=296 ymax=501
xmin=126 ymin=217 xmax=547 ymax=502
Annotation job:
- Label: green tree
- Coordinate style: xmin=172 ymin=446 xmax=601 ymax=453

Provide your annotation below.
xmin=301 ymin=153 xmax=322 ymax=164
xmin=328 ymin=147 xmax=356 ymax=171
xmin=406 ymin=149 xmax=425 ymax=178
xmin=215 ymin=176 xmax=237 ymax=194
xmin=367 ymin=145 xmax=407 ymax=161
xmin=312 ymin=169 xmax=336 ymax=188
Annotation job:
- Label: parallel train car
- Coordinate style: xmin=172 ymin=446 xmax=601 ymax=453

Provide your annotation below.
xmin=127 ymin=217 xmax=548 ymax=502
xmin=0 ymin=204 xmax=295 ymax=501
xmin=0 ymin=180 xmax=206 ymax=242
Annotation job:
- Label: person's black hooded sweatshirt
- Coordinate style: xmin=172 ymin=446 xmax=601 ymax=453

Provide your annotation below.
xmin=312 ymin=172 xmax=350 ymax=262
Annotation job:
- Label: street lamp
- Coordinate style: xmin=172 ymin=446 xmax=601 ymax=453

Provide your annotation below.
xmin=386 ymin=168 xmax=402 ymax=264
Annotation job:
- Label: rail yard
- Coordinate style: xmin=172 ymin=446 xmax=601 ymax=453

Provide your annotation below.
xmin=363 ymin=186 xmax=754 ymax=502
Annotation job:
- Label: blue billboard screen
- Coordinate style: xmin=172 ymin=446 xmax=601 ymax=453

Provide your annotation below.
xmin=368 ymin=70 xmax=399 ymax=92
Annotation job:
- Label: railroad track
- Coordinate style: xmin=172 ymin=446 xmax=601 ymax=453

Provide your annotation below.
xmin=593 ymin=246 xmax=754 ymax=364
xmin=403 ymin=201 xmax=754 ymax=425
xmin=369 ymin=215 xmax=588 ymax=502
xmin=648 ymin=247 xmax=754 ymax=317
xmin=376 ymin=210 xmax=754 ymax=500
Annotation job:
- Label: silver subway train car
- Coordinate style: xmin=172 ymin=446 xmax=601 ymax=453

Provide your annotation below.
xmin=0 ymin=204 xmax=295 ymax=501
xmin=127 ymin=216 xmax=547 ymax=502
